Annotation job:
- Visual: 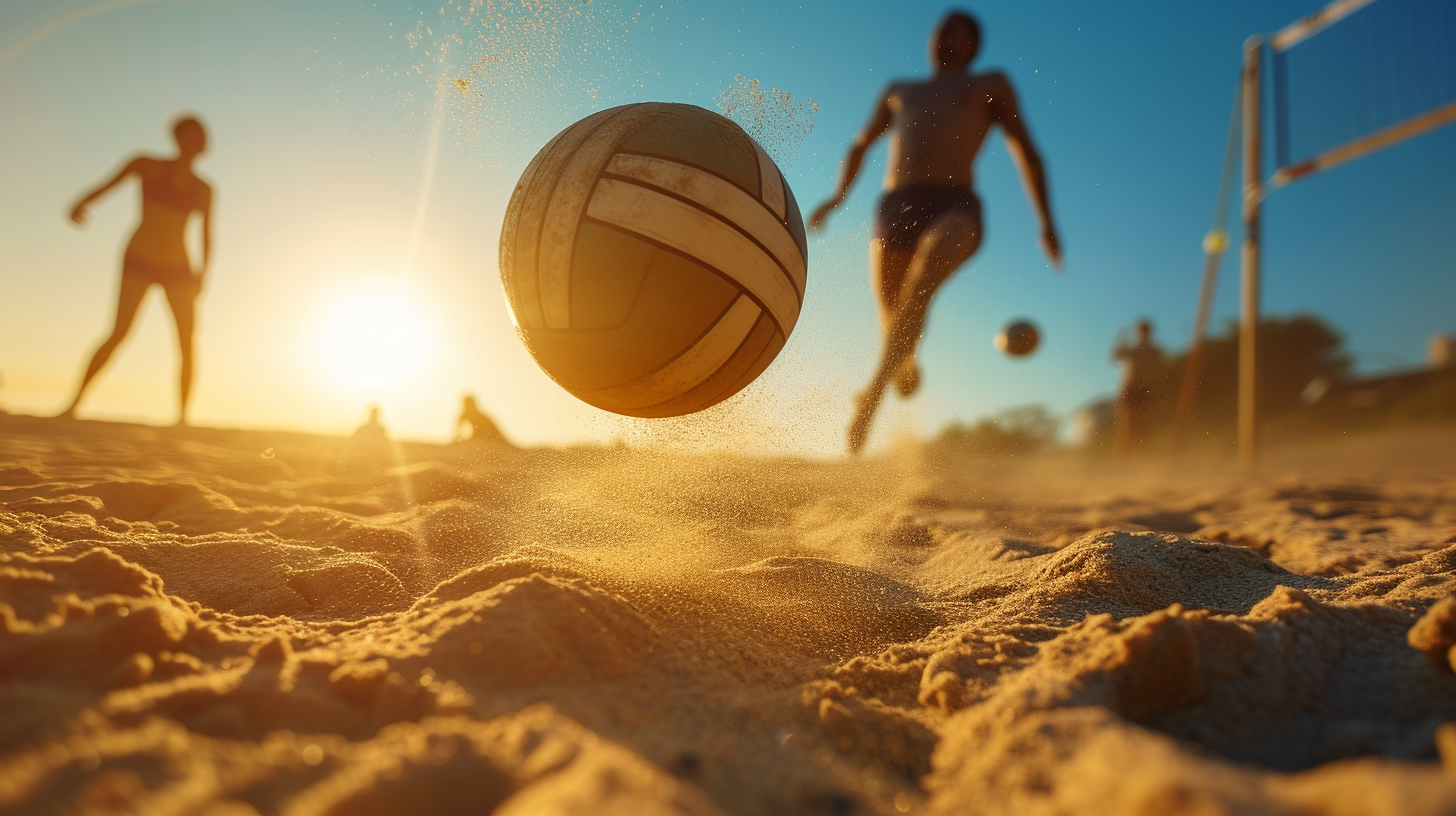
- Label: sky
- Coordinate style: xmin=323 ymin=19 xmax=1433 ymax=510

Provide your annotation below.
xmin=1 ymin=0 xmax=1453 ymax=454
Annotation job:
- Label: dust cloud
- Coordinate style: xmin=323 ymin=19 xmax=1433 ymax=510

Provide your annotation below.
xmin=714 ymin=75 xmax=818 ymax=170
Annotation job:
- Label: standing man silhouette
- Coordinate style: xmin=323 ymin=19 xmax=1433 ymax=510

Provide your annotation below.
xmin=808 ymin=11 xmax=1061 ymax=453
xmin=1112 ymin=319 xmax=1163 ymax=452
xmin=61 ymin=116 xmax=213 ymax=425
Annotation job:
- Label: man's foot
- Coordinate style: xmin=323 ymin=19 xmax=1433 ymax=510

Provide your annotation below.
xmin=893 ymin=356 xmax=921 ymax=397
xmin=847 ymin=389 xmax=882 ymax=455
xmin=56 ymin=408 xmax=76 ymax=420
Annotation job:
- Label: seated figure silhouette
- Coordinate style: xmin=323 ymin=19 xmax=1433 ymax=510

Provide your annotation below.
xmin=353 ymin=404 xmax=389 ymax=443
xmin=60 ymin=116 xmax=214 ymax=425
xmin=455 ymin=394 xmax=504 ymax=444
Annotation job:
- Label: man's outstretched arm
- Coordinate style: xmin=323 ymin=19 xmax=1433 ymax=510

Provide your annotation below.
xmin=808 ymin=89 xmax=894 ymax=231
xmin=988 ymin=73 xmax=1061 ymax=267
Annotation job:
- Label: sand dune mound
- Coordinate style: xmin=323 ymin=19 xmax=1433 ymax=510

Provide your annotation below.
xmin=927 ymin=587 xmax=1456 ymax=815
xmin=285 ymin=557 xmax=410 ymax=617
xmin=4 ymin=414 xmax=1456 ymax=815
xmin=721 ymin=556 xmax=942 ymax=650
xmin=421 ymin=546 xmax=589 ymax=605
xmin=402 ymin=573 xmax=661 ymax=693
xmin=1023 ymin=530 xmax=1334 ymax=621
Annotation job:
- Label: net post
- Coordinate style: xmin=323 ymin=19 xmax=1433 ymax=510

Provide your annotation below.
xmin=1239 ymin=36 xmax=1263 ymax=469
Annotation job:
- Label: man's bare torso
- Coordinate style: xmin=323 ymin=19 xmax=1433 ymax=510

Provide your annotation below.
xmin=882 ymin=72 xmax=1006 ymax=191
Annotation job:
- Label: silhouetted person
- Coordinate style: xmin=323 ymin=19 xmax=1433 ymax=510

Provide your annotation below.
xmin=1112 ymin=319 xmax=1162 ymax=451
xmin=455 ymin=394 xmax=504 ymax=443
xmin=353 ymin=404 xmax=389 ymax=443
xmin=61 ymin=116 xmax=214 ymax=425
xmin=809 ymin=10 xmax=1061 ymax=454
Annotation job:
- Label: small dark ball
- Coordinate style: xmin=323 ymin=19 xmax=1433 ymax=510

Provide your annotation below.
xmin=995 ymin=320 xmax=1040 ymax=357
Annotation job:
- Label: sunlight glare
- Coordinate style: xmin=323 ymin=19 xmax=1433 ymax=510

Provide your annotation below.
xmin=318 ymin=296 xmax=428 ymax=388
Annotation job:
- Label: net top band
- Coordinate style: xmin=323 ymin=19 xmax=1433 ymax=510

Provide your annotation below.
xmin=1272 ymin=0 xmax=1379 ymax=52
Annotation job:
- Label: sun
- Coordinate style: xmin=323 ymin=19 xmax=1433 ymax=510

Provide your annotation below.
xmin=318 ymin=296 xmax=429 ymax=388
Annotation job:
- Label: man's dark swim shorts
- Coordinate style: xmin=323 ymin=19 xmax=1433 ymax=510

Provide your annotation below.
xmin=874 ymin=185 xmax=981 ymax=251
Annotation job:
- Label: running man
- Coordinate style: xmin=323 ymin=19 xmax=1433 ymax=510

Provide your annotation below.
xmin=808 ymin=11 xmax=1061 ymax=453
xmin=61 ymin=116 xmax=214 ymax=425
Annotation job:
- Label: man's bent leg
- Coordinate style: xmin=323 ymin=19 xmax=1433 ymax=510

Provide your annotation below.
xmin=870 ymin=240 xmax=915 ymax=333
xmin=871 ymin=241 xmax=920 ymax=396
xmin=848 ymin=213 xmax=982 ymax=453
xmin=890 ymin=211 xmax=982 ymax=364
xmin=849 ymin=241 xmax=913 ymax=452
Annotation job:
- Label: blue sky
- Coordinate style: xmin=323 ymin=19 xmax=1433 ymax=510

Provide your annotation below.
xmin=1 ymin=0 xmax=1452 ymax=453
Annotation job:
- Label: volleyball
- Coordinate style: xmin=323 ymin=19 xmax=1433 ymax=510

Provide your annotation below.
xmin=499 ymin=103 xmax=807 ymax=418
xmin=1203 ymin=229 xmax=1229 ymax=255
xmin=995 ymin=320 xmax=1040 ymax=357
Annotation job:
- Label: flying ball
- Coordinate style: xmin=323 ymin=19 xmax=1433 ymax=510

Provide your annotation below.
xmin=499 ymin=103 xmax=807 ymax=418
xmin=1203 ymin=229 xmax=1230 ymax=255
xmin=995 ymin=320 xmax=1040 ymax=358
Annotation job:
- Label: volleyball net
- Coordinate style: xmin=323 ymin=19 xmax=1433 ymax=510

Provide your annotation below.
xmin=1269 ymin=0 xmax=1456 ymax=187
xmin=1179 ymin=0 xmax=1456 ymax=460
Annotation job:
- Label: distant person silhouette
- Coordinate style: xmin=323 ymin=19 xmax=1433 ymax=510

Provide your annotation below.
xmin=1112 ymin=319 xmax=1163 ymax=451
xmin=353 ymin=404 xmax=389 ymax=443
xmin=60 ymin=116 xmax=214 ymax=425
xmin=455 ymin=394 xmax=504 ymax=444
xmin=808 ymin=11 xmax=1061 ymax=453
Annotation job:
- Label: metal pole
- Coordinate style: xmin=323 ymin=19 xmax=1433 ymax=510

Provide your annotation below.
xmin=1174 ymin=81 xmax=1243 ymax=447
xmin=1173 ymin=250 xmax=1223 ymax=444
xmin=1239 ymin=37 xmax=1263 ymax=467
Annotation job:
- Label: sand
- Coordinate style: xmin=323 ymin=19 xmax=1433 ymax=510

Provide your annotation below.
xmin=4 ymin=413 xmax=1456 ymax=815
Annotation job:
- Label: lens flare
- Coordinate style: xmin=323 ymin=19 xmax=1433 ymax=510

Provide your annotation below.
xmin=318 ymin=296 xmax=428 ymax=388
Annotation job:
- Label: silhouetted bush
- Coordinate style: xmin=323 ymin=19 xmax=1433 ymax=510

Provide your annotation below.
xmin=1143 ymin=314 xmax=1353 ymax=438
xmin=1390 ymin=370 xmax=1456 ymax=423
xmin=931 ymin=404 xmax=1058 ymax=458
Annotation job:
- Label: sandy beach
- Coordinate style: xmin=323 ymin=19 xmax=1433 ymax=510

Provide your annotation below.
xmin=4 ymin=414 xmax=1456 ymax=815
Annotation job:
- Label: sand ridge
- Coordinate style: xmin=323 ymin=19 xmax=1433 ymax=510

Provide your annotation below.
xmin=3 ymin=414 xmax=1456 ymax=814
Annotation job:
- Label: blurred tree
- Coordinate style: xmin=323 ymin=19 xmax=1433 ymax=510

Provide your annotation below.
xmin=1393 ymin=373 xmax=1456 ymax=422
xmin=1166 ymin=314 xmax=1352 ymax=432
xmin=932 ymin=404 xmax=1059 ymax=457
xmin=935 ymin=315 xmax=1358 ymax=457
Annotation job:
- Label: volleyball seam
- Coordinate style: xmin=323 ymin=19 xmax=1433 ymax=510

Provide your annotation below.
xmin=601 ymin=151 xmax=806 ymax=292
xmin=572 ymin=292 xmax=748 ymax=408
xmin=580 ymin=213 xmax=795 ymax=340
xmin=582 ymin=178 xmax=799 ymax=335
xmin=532 ymin=105 xmax=646 ymax=330
xmin=749 ymin=139 xmax=788 ymax=221
xmin=715 ymin=320 xmax=785 ymax=411
xmin=605 ymin=309 xmax=776 ymax=416
xmin=512 ymin=106 xmax=631 ymax=328
xmin=601 ymin=147 xmax=775 ymax=219
xmin=596 ymin=167 xmax=804 ymax=302
xmin=552 ymin=223 xmax=659 ymax=334
xmin=654 ymin=311 xmax=777 ymax=413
